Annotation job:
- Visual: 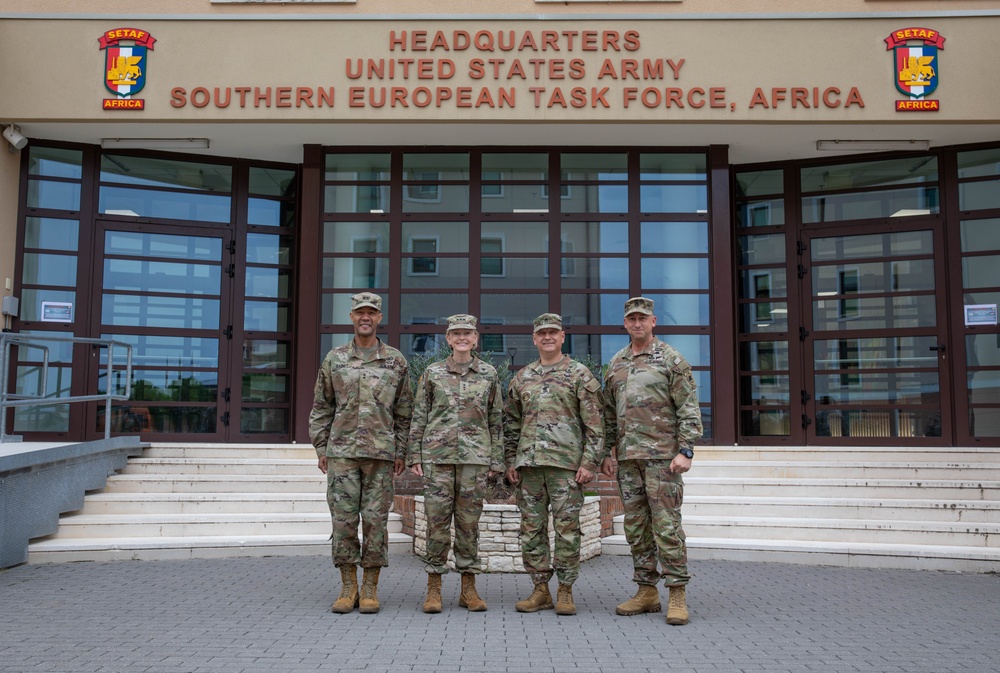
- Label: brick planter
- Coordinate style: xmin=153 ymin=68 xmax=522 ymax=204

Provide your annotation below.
xmin=413 ymin=495 xmax=602 ymax=573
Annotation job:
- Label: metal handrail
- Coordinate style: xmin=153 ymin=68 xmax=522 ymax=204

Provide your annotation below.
xmin=1 ymin=333 xmax=133 ymax=443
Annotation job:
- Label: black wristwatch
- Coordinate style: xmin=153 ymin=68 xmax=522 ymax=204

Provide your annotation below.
xmin=678 ymin=447 xmax=694 ymax=459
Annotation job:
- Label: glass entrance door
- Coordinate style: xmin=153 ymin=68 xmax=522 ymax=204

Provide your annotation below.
xmin=801 ymin=223 xmax=953 ymax=443
xmin=86 ymin=223 xmax=235 ymax=441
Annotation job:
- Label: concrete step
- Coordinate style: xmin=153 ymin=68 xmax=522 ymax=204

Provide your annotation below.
xmin=78 ymin=492 xmax=328 ymax=515
xmin=684 ymin=477 xmax=1000 ymax=500
xmin=124 ymin=457 xmax=320 ymax=476
xmin=142 ymin=443 xmax=312 ymax=459
xmin=680 ymin=496 xmax=1000 ymax=523
xmin=687 ymin=461 xmax=1000 ymax=481
xmin=101 ymin=473 xmax=326 ymax=493
xmin=697 ymin=446 xmax=1000 ymax=463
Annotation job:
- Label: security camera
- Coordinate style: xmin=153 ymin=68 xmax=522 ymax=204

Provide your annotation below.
xmin=3 ymin=125 xmax=28 ymax=150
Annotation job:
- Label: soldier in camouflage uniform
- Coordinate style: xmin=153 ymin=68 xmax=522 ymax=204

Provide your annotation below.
xmin=602 ymin=297 xmax=703 ymax=626
xmin=407 ymin=314 xmax=503 ymax=613
xmin=504 ymin=313 xmax=605 ymax=616
xmin=309 ymin=292 xmax=413 ymax=615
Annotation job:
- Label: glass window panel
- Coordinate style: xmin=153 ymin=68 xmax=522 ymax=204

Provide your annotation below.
xmin=248 ymin=167 xmax=296 ymax=197
xmin=246 ymin=234 xmax=292 ymax=265
xmin=114 ymin=370 xmax=219 ymax=402
xmin=105 ymin=232 xmax=222 ymax=261
xmin=639 ymin=185 xmax=708 ymax=213
xmin=27 ymin=179 xmax=81 ymax=211
xmin=963 ymin=291 xmax=1000 ymax=306
xmin=560 ymin=153 xmax=628 ymax=180
xmin=959 ymin=179 xmax=1000 ymax=211
xmin=402 ymin=184 xmax=469 ymax=213
xmin=812 ymin=260 xmax=935 ymax=296
xmin=103 ymin=334 xmax=219 ymax=368
xmin=481 ymin=184 xmax=552 ymax=213
xmin=741 ymin=376 xmax=791 ymax=405
xmin=243 ymin=340 xmax=290 ymax=369
xmin=815 ymin=371 xmax=939 ymax=405
xmin=740 ymin=341 xmax=790 ymax=372
xmin=407 ymin=332 xmax=445 ymax=357
xmin=962 ymin=255 xmax=1000 ymax=289
xmin=248 ymin=197 xmax=295 ymax=227
xmin=322 ymin=257 xmax=388 ymax=290
xmin=101 ymin=155 xmax=233 ymax=192
xmin=241 ymin=408 xmax=289 ymax=434
xmin=16 ymin=331 xmax=74 ymax=363
xmin=802 ymin=186 xmax=939 ymax=223
xmin=14 ymin=363 xmax=72 ymax=401
xmin=970 ymin=408 xmax=1000 ymax=437
xmin=14 ymin=402 xmax=70 ymax=433
xmin=742 ymin=410 xmax=791 ymax=437
xmin=741 ymin=269 xmax=788 ymax=300
xmin=639 ymin=153 xmax=706 ymax=180
xmin=325 ymin=153 xmax=391 ymax=181
xmin=245 ymin=301 xmax=290 ymax=332
xmin=812 ymin=294 xmax=936 ymax=331
xmin=481 ymin=259 xmax=549 ymax=289
xmin=402 ymin=222 xmax=469 ymax=253
xmin=482 ymin=153 xmax=548 ymax=179
xmin=481 ymin=222 xmax=548 ymax=253
xmin=739 ymin=302 xmax=788 ymax=333
xmin=560 ymin=185 xmax=627 ymax=213
xmin=800 ymin=156 xmax=938 ymax=192
xmin=401 ymin=293 xmax=467 ymax=324
xmin=814 ymin=337 xmax=938 ymax=371
xmin=738 ymin=234 xmax=785 ymax=266
xmin=967 ymin=334 xmax=1000 ymax=367
xmin=104 ymin=259 xmax=220 ymax=295
xmin=401 ymin=258 xmax=468 ymax=289
xmin=19 ymin=289 xmax=75 ymax=322
xmin=242 ymin=373 xmax=289 ymax=403
xmin=324 ymin=184 xmax=391 ymax=213
xmin=561 ymin=258 xmax=630 ymax=290
xmin=323 ymin=221 xmax=390 ymax=254
xmin=957 ymin=148 xmax=1000 ymax=179
xmin=736 ymin=170 xmax=784 ymax=198
xmin=960 ymin=219 xmax=1000 ymax=253
xmin=246 ymin=268 xmax=292 ymax=299
xmin=322 ymin=293 xmax=388 ymax=325
xmin=102 ymin=294 xmax=221 ymax=329
xmin=969 ymin=371 xmax=1000 ymax=405
xmin=561 ymin=293 xmax=631 ymax=326
xmin=641 ymin=258 xmax=709 ymax=290
xmin=320 ymin=333 xmax=355 ymax=355
xmin=561 ymin=222 xmax=628 ymax=253
xmin=22 ymin=253 xmax=77 ymax=287
xmin=811 ymin=230 xmax=932 ymax=261
xmin=643 ymin=293 xmax=711 ymax=327
xmin=480 ymin=294 xmax=548 ymax=325
xmin=660 ymin=334 xmax=711 ymax=367
xmin=737 ymin=199 xmax=786 ymax=227
xmin=99 ymin=186 xmax=232 ymax=223
xmin=403 ymin=153 xmax=470 ymax=180
xmin=815 ymin=409 xmax=941 ymax=438
xmin=642 ymin=222 xmax=709 ymax=254
xmin=24 ymin=217 xmax=79 ymax=251
xmin=28 ymin=146 xmax=83 ymax=179
xmin=103 ymin=406 xmax=217 ymax=434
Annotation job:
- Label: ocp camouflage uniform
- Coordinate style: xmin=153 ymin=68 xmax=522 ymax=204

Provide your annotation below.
xmin=309 ymin=338 xmax=413 ymax=569
xmin=604 ymin=336 xmax=703 ymax=587
xmin=504 ymin=356 xmax=605 ymax=586
xmin=407 ymin=355 xmax=503 ymax=575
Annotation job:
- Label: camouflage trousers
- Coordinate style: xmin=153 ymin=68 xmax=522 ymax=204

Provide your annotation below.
xmin=517 ymin=466 xmax=584 ymax=586
xmin=421 ymin=463 xmax=488 ymax=575
xmin=326 ymin=457 xmax=395 ymax=569
xmin=617 ymin=459 xmax=690 ymax=587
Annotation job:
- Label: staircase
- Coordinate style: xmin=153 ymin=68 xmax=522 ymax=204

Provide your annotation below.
xmin=27 ymin=443 xmax=411 ymax=563
xmin=602 ymin=445 xmax=1000 ymax=572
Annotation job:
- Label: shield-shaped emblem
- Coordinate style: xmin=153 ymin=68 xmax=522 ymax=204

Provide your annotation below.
xmin=894 ymin=45 xmax=938 ymax=98
xmin=105 ymin=46 xmax=147 ymax=97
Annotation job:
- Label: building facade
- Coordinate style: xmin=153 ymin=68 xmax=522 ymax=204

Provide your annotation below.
xmin=1 ymin=2 xmax=998 ymax=448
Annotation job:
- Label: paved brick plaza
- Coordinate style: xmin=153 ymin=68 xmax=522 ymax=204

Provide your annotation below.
xmin=1 ymin=554 xmax=998 ymax=673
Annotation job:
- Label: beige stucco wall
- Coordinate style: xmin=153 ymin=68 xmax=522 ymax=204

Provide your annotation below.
xmin=0 ymin=17 xmax=993 ymax=124
xmin=0 ymin=148 xmax=17 ymax=314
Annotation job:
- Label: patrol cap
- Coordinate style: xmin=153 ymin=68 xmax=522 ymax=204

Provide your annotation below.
xmin=624 ymin=296 xmax=654 ymax=317
xmin=446 ymin=314 xmax=478 ymax=331
xmin=351 ymin=292 xmax=383 ymax=311
xmin=532 ymin=313 xmax=563 ymax=333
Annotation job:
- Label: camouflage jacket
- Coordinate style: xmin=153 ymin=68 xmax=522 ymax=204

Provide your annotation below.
xmin=504 ymin=355 xmax=606 ymax=473
xmin=406 ymin=355 xmax=503 ymax=470
xmin=603 ymin=337 xmax=703 ymax=461
xmin=308 ymin=338 xmax=413 ymax=462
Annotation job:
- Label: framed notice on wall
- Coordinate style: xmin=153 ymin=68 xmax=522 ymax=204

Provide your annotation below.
xmin=964 ymin=304 xmax=998 ymax=327
xmin=40 ymin=301 xmax=73 ymax=323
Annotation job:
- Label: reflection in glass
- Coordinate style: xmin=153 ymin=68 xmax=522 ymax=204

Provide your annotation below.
xmin=642 ymin=222 xmax=708 ymax=254
xmin=560 ymin=294 xmax=631 ymax=326
xmin=103 ymin=295 xmax=221 ymax=329
xmin=246 ymin=268 xmax=292 ymax=299
xmin=811 ymin=230 xmax=932 ymax=261
xmin=641 ymin=258 xmax=709 ymax=290
xmin=243 ymin=373 xmax=289 ymax=403
xmin=323 ymin=221 xmax=390 ymax=254
xmin=800 ymin=156 xmax=938 ymax=192
xmin=970 ymin=409 xmax=1000 ymax=437
xmin=739 ymin=303 xmax=788 ymax=333
xmin=960 ymin=219 xmax=1000 ymax=253
xmin=481 ymin=184 xmax=550 ymax=212
xmin=481 ymin=259 xmax=549 ymax=289
xmin=802 ymin=186 xmax=939 ymax=224
xmin=482 ymin=153 xmax=548 ymax=179
xmin=243 ymin=340 xmax=290 ymax=369
xmin=241 ymin=408 xmax=289 ymax=434
xmin=249 ymin=167 xmax=296 ymax=197
xmin=741 ymin=410 xmax=790 ymax=436
xmin=325 ymin=153 xmax=391 ymax=181
xmin=968 ymin=371 xmax=1000 ymax=405
xmin=738 ymin=234 xmax=785 ymax=266
xmin=103 ymin=334 xmax=219 ymax=368
xmin=813 ymin=295 xmax=936 ymax=331
xmin=22 ymin=253 xmax=77 ymax=287
xmin=324 ymin=184 xmax=391 ymax=213
xmin=101 ymin=155 xmax=233 ymax=191
xmin=401 ymin=293 xmax=467 ymax=324
xmin=29 ymin=147 xmax=83 ymax=178
xmin=643 ymin=293 xmax=711 ymax=327
xmin=19 ymin=289 xmax=75 ymax=322
xmin=815 ymin=371 xmax=939 ymax=404
xmin=561 ymin=185 xmax=627 ymax=213
xmin=111 ymin=370 xmax=219 ymax=401
xmin=480 ymin=293 xmax=548 ymax=325
xmin=560 ymin=153 xmax=628 ymax=180
xmin=639 ymin=185 xmax=708 ymax=213
xmin=639 ymin=153 xmax=706 ymax=180
xmin=737 ymin=199 xmax=785 ymax=227
xmin=957 ymin=148 xmax=1000 ymax=179
xmin=812 ymin=260 xmax=935 ymax=296
xmin=24 ymin=218 xmax=80 ymax=251
xmin=27 ymin=179 xmax=81 ymax=211
xmin=481 ymin=222 xmax=548 ymax=253
xmin=104 ymin=259 xmax=220 ymax=295
xmin=100 ymin=186 xmax=232 ymax=223
xmin=401 ymin=185 xmax=469 ymax=213
xmin=815 ymin=409 xmax=940 ymax=438
xmin=245 ymin=301 xmax=290 ymax=332
xmin=962 ymin=255 xmax=1000 ymax=289
xmin=247 ymin=234 xmax=292 ymax=265
xmin=323 ymin=257 xmax=389 ymax=290
xmin=735 ymin=169 xmax=783 ymax=198
xmin=561 ymin=222 xmax=628 ymax=253
xmin=741 ymin=268 xmax=788 ymax=300
xmin=248 ymin=197 xmax=295 ymax=227
xmin=401 ymin=258 xmax=468 ymax=289
xmin=402 ymin=153 xmax=470 ymax=180
xmin=106 ymin=232 xmax=222 ymax=261
xmin=560 ymin=258 xmax=629 ymax=290
xmin=102 ymin=406 xmax=217 ymax=434
xmin=402 ymin=222 xmax=469 ymax=252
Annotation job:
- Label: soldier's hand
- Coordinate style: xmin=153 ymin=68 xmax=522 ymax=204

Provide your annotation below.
xmin=575 ymin=467 xmax=595 ymax=484
xmin=317 ymin=455 xmax=328 ymax=474
xmin=410 ymin=464 xmax=424 ymax=477
xmin=669 ymin=454 xmax=692 ymax=475
xmin=505 ymin=466 xmax=520 ymax=485
xmin=600 ymin=456 xmax=616 ymax=478
xmin=393 ymin=458 xmax=405 ymax=476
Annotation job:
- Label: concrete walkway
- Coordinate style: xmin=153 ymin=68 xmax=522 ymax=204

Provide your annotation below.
xmin=1 ymin=553 xmax=998 ymax=673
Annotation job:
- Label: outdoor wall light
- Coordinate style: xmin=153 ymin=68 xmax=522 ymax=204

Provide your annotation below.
xmin=101 ymin=137 xmax=211 ymax=150
xmin=816 ymin=139 xmax=930 ymax=152
xmin=3 ymin=124 xmax=28 ymax=151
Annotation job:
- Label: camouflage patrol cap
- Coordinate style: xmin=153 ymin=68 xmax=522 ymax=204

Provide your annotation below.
xmin=446 ymin=314 xmax=478 ymax=331
xmin=351 ymin=292 xmax=383 ymax=311
xmin=624 ymin=296 xmax=654 ymax=317
xmin=532 ymin=313 xmax=563 ymax=333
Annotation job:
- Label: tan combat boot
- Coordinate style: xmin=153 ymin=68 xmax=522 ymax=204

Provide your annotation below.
xmin=359 ymin=567 xmax=382 ymax=614
xmin=330 ymin=564 xmax=359 ymax=614
xmin=555 ymin=583 xmax=576 ymax=616
xmin=615 ymin=584 xmax=661 ymax=616
xmin=666 ymin=585 xmax=689 ymax=625
xmin=459 ymin=573 xmax=487 ymax=612
xmin=423 ymin=573 xmax=443 ymax=614
xmin=514 ymin=582 xmax=553 ymax=613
